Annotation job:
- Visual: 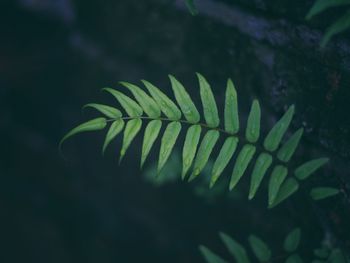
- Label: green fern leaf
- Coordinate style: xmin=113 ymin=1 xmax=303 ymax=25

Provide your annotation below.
xmin=277 ymin=128 xmax=304 ymax=162
xmin=306 ymin=0 xmax=350 ymax=20
xmin=264 ymin=105 xmax=295 ymax=152
xmin=60 ymin=117 xmax=107 ymax=149
xmin=141 ymin=79 xmax=181 ymax=120
xmin=103 ymin=88 xmax=143 ymax=117
xmin=230 ymin=144 xmax=256 ymax=190
xmin=141 ymin=120 xmax=162 ymax=168
xmin=219 ymin=232 xmax=251 ymax=263
xmin=321 ymin=10 xmax=350 ymax=47
xmin=169 ymin=75 xmax=200 ymax=123
xmin=210 ymin=137 xmax=239 ymax=188
xmin=182 ymin=125 xmax=202 ymax=179
xmin=120 ymin=119 xmax=142 ymax=162
xmin=197 ymin=73 xmax=220 ymax=128
xmin=284 ymin=228 xmax=301 ymax=253
xmin=83 ymin=103 xmax=122 ymax=119
xmin=119 ymin=81 xmax=161 ymax=118
xmin=189 ymin=130 xmax=220 ymax=181
xmin=248 ymin=235 xmax=271 ymax=262
xmin=286 ymin=254 xmax=303 ymax=263
xmin=62 ymin=74 xmax=330 ymax=207
xmin=103 ymin=119 xmax=125 ymax=155
xmin=249 ymin=153 xmax=273 ymax=200
xmin=225 ymin=78 xmax=239 ymax=134
xmin=268 ymin=165 xmax=288 ymax=206
xmin=158 ymin=121 xmax=182 ymax=174
xmin=199 ymin=245 xmax=228 ymax=263
xmin=310 ymin=187 xmax=340 ymax=200
xmin=269 ymin=178 xmax=299 ymax=208
xmin=245 ymin=100 xmax=261 ymax=143
xmin=294 ymin=158 xmax=329 ymax=180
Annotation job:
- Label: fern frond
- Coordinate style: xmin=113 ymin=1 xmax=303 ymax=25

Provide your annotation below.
xmin=201 ymin=229 xmax=349 ymax=263
xmin=306 ymin=0 xmax=350 ymax=46
xmin=61 ymin=74 xmax=333 ymax=207
xmin=306 ymin=0 xmax=350 ymax=20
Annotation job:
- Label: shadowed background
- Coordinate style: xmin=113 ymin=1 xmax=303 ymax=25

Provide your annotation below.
xmin=1 ymin=0 xmax=349 ymax=262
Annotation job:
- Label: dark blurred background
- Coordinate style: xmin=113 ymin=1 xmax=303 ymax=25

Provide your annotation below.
xmin=1 ymin=0 xmax=350 ymax=262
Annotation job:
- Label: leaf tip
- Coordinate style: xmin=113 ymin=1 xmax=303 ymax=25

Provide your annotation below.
xmin=209 ymin=179 xmax=215 ymax=189
xmin=119 ymin=152 xmax=125 ymax=164
xmin=188 ymin=170 xmax=199 ymax=182
xmin=248 ymin=192 xmax=255 ymax=200
xmin=195 ymin=72 xmax=204 ymax=80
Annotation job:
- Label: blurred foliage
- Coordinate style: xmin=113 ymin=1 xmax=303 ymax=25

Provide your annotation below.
xmin=306 ymin=0 xmax=350 ymax=47
xmin=185 ymin=0 xmax=198 ymax=16
xmin=201 ymin=229 xmax=350 ymax=263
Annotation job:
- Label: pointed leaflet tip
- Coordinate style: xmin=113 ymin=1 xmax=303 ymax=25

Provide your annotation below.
xmin=157 ymin=122 xmax=182 ymax=174
xmin=102 ymin=87 xmax=143 ymax=117
xmin=82 ymin=103 xmax=122 ymax=119
xmin=140 ymin=120 xmax=162 ymax=169
xmin=225 ymin=78 xmax=239 ymax=134
xmin=169 ymin=74 xmax=200 ymax=123
xmin=142 ymin=79 xmax=181 ymax=120
xmin=197 ymin=73 xmax=220 ymax=128
xmin=268 ymin=165 xmax=288 ymax=206
xmin=245 ymin=100 xmax=261 ymax=143
xmin=294 ymin=157 xmax=329 ymax=180
xmin=248 ymin=235 xmax=271 ymax=262
xmin=310 ymin=187 xmax=340 ymax=200
xmin=181 ymin=125 xmax=202 ymax=180
xmin=248 ymin=153 xmax=273 ymax=200
xmin=230 ymin=144 xmax=256 ymax=191
xmin=283 ymin=228 xmax=301 ymax=253
xmin=102 ymin=119 xmax=125 ymax=155
xmin=219 ymin=232 xmax=251 ymax=263
xmin=277 ymin=127 xmax=304 ymax=162
xmin=190 ymin=130 xmax=220 ymax=181
xmin=268 ymin=178 xmax=299 ymax=208
xmin=118 ymin=153 xmax=124 ymax=164
xmin=188 ymin=168 xmax=200 ymax=182
xmin=199 ymin=245 xmax=228 ymax=263
xmin=120 ymin=81 xmax=161 ymax=118
xmin=210 ymin=137 xmax=238 ymax=188
xmin=119 ymin=119 xmax=142 ymax=164
xmin=59 ymin=117 xmax=107 ymax=151
xmin=263 ymin=104 xmax=295 ymax=152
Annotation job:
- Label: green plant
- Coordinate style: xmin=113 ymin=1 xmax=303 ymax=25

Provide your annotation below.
xmin=60 ymin=73 xmax=336 ymax=208
xmin=306 ymin=0 xmax=350 ymax=47
xmin=200 ymin=229 xmax=349 ymax=263
xmin=185 ymin=0 xmax=198 ymax=16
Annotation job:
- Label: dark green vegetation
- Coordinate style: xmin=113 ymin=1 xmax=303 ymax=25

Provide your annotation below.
xmin=200 ymin=229 xmax=349 ymax=263
xmin=307 ymin=0 xmax=350 ymax=47
xmin=61 ymin=74 xmax=337 ymax=208
xmin=3 ymin=0 xmax=350 ymax=262
xmin=62 ymin=74 xmax=346 ymax=262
